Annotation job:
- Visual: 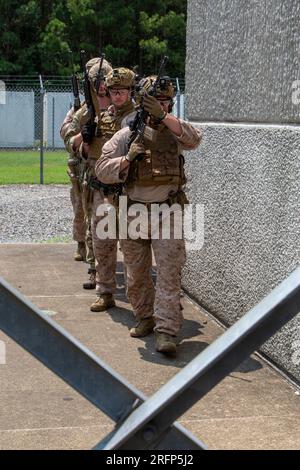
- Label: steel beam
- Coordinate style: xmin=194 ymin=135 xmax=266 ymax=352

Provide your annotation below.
xmin=101 ymin=266 xmax=300 ymax=450
xmin=0 ymin=276 xmax=205 ymax=450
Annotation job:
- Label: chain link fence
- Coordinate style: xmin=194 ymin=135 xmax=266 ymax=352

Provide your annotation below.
xmin=0 ymin=76 xmax=75 ymax=151
xmin=0 ymin=76 xmax=185 ymax=183
xmin=0 ymin=75 xmax=185 ymax=151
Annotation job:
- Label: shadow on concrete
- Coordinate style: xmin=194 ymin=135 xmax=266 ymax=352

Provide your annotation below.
xmin=109 ymin=281 xmax=263 ymax=374
xmin=179 ymin=318 xmax=205 ymax=341
xmin=137 ymin=336 xmax=210 ymax=368
xmin=136 ymin=337 xmax=264 ymax=372
xmin=133 ymin=317 xmax=207 ymax=368
xmin=108 ymin=305 xmax=136 ymax=329
xmin=109 ymin=295 xmax=208 ymax=368
xmin=233 ymin=357 xmax=263 ymax=374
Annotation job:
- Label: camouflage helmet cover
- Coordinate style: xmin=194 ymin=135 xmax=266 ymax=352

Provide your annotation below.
xmin=86 ymin=57 xmax=101 ymax=73
xmin=106 ymin=67 xmax=135 ymax=88
xmin=138 ymin=75 xmax=175 ymax=99
xmin=88 ymin=59 xmax=113 ymax=86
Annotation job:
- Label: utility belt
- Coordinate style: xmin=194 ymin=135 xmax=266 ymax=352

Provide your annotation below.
xmin=89 ymin=176 xmax=122 ymax=196
xmin=127 ymin=190 xmax=189 ymax=210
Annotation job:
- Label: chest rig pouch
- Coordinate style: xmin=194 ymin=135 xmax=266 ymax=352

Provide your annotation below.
xmin=88 ymin=102 xmax=134 ymax=179
xmin=127 ymin=125 xmax=186 ymax=187
xmin=91 ymin=102 xmax=134 ymax=162
xmin=89 ymin=113 xmax=116 ymax=162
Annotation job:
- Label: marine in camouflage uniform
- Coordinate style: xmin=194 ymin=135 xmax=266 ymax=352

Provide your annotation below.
xmin=60 ymin=107 xmax=86 ymax=261
xmin=95 ymin=76 xmax=202 ymax=355
xmin=88 ymin=67 xmax=136 ymax=312
xmin=63 ymin=57 xmax=113 ymax=289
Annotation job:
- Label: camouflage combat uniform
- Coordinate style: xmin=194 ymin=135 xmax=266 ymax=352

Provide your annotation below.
xmin=63 ymin=104 xmax=95 ymax=270
xmin=63 ymin=57 xmax=113 ymax=287
xmin=60 ymin=107 xmax=86 ymax=258
xmin=95 ymin=97 xmax=202 ymax=352
xmin=88 ymin=68 xmax=136 ymax=310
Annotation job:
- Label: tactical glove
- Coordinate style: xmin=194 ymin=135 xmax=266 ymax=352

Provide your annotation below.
xmin=81 ymin=122 xmax=96 ymax=144
xmin=143 ymin=95 xmax=166 ymax=120
xmin=125 ymin=137 xmax=146 ymax=162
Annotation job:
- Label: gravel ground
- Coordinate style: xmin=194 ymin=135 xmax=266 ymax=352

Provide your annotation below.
xmin=0 ymin=185 xmax=74 ymax=243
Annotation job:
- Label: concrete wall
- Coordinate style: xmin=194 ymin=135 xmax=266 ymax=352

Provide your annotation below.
xmin=184 ymin=0 xmax=300 ymax=382
xmin=0 ymin=90 xmax=185 ymax=149
xmin=0 ymin=92 xmax=35 ymax=147
xmin=0 ymin=91 xmax=76 ymax=149
xmin=46 ymin=92 xmax=74 ymax=149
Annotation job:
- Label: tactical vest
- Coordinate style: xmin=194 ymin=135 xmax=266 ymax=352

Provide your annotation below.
xmin=88 ymin=101 xmax=135 ymax=165
xmin=126 ymin=124 xmax=186 ymax=187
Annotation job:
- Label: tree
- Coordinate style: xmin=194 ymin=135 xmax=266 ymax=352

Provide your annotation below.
xmin=39 ymin=18 xmax=70 ymax=74
xmin=0 ymin=0 xmax=187 ymax=77
xmin=139 ymin=10 xmax=186 ymax=76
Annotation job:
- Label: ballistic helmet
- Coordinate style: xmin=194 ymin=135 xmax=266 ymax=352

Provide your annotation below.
xmin=86 ymin=57 xmax=101 ymax=73
xmin=88 ymin=59 xmax=113 ymax=88
xmin=138 ymin=75 xmax=175 ymax=99
xmin=106 ymin=68 xmax=135 ymax=88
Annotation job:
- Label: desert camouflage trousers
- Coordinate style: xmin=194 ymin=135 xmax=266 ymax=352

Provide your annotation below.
xmin=120 ymin=210 xmax=186 ymax=336
xmin=91 ymin=189 xmax=118 ymax=295
xmin=70 ymin=181 xmax=86 ymax=243
xmin=82 ymin=178 xmax=95 ymax=269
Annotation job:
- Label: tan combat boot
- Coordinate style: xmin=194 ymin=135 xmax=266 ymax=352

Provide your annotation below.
xmin=74 ymin=242 xmax=86 ymax=261
xmin=155 ymin=332 xmax=177 ymax=355
xmin=130 ymin=317 xmax=155 ymax=338
xmin=83 ymin=269 xmax=96 ymax=290
xmin=90 ymin=293 xmax=115 ymax=312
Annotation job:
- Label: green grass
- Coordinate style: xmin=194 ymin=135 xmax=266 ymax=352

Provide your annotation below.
xmin=40 ymin=235 xmax=73 ymax=243
xmin=0 ymin=150 xmax=70 ymax=184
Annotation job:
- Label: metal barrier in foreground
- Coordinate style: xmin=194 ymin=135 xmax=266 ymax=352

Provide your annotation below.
xmin=0 ymin=266 xmax=299 ymax=450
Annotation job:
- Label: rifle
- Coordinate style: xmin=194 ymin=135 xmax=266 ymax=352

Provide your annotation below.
xmin=80 ymin=51 xmax=106 ymax=144
xmin=94 ymin=54 xmax=105 ymax=95
xmin=80 ymin=50 xmax=96 ymax=125
xmin=128 ymin=55 xmax=168 ymax=149
xmin=71 ymin=74 xmax=81 ymax=111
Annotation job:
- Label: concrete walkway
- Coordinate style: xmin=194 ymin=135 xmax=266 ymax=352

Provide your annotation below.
xmin=0 ymin=244 xmax=299 ymax=450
